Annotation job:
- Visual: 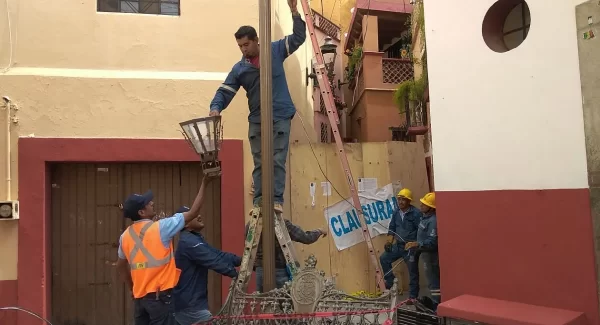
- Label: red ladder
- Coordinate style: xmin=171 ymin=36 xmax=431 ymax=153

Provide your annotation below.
xmin=300 ymin=0 xmax=386 ymax=292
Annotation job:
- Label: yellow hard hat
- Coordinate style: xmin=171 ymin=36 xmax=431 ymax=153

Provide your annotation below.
xmin=396 ymin=188 xmax=413 ymax=201
xmin=420 ymin=192 xmax=436 ymax=209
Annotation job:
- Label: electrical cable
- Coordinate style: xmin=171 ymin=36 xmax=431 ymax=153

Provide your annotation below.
xmin=296 ymin=113 xmax=410 ymax=242
xmin=296 ymin=113 xmax=412 ymax=291
xmin=0 ymin=307 xmax=55 ymax=325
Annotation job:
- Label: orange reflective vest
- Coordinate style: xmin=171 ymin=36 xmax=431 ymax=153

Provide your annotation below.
xmin=121 ymin=221 xmax=180 ymax=298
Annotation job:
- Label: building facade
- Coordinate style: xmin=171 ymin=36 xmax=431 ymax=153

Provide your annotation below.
xmin=426 ymin=0 xmax=600 ymax=323
xmin=0 ymin=0 xmax=316 ymax=324
xmin=343 ymin=0 xmax=415 ymax=142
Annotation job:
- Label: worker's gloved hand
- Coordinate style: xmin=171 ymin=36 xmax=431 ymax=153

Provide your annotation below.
xmin=384 ymin=242 xmax=393 ymax=253
xmin=404 ymin=242 xmax=418 ymax=250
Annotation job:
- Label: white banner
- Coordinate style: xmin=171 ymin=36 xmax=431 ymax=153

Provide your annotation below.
xmin=324 ymin=184 xmax=398 ymax=251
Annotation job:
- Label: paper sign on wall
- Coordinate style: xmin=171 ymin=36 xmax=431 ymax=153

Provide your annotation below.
xmin=358 ymin=178 xmax=378 ymax=192
xmin=324 ymin=184 xmax=397 ymax=251
xmin=321 ymin=182 xmax=332 ymax=196
xmin=310 ymin=182 xmax=316 ymax=207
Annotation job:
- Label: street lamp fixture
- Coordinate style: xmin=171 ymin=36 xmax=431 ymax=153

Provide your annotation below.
xmin=321 ymin=36 xmax=338 ymax=78
xmin=179 ymin=116 xmax=223 ymax=177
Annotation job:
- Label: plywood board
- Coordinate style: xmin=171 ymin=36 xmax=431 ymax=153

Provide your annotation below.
xmin=288 ymin=143 xmax=334 ymax=277
xmin=288 ymin=141 xmax=429 ymax=293
xmin=361 ymin=142 xmax=394 ymax=293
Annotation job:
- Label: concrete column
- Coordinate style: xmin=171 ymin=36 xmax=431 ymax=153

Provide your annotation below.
xmin=361 ymin=15 xmax=378 ymax=51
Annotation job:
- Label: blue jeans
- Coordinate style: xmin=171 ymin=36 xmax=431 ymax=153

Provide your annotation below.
xmin=255 ymin=266 xmax=290 ymax=292
xmin=174 ymin=308 xmax=212 ymax=325
xmin=422 ymin=251 xmax=440 ymax=306
xmin=248 ymin=118 xmax=292 ymax=206
xmin=379 ymin=242 xmax=420 ymax=298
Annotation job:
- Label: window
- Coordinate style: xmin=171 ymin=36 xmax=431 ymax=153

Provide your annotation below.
xmin=97 ymin=0 xmax=180 ymax=16
xmin=482 ymin=0 xmax=531 ymax=53
xmin=502 ymin=2 xmax=530 ymax=50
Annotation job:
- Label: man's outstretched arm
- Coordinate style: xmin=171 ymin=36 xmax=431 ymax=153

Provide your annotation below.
xmin=209 ymin=69 xmax=241 ymax=116
xmin=274 ymin=0 xmax=306 ymax=59
xmin=285 ymin=219 xmax=326 ymax=245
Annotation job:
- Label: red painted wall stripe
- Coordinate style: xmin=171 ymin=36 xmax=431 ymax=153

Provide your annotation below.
xmin=17 ymin=138 xmax=245 ymax=324
xmin=436 ymin=189 xmax=599 ymax=324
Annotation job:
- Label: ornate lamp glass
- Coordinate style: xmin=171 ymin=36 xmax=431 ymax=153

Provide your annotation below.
xmin=179 ymin=116 xmax=223 ymax=177
xmin=320 ymin=36 xmax=338 ymax=81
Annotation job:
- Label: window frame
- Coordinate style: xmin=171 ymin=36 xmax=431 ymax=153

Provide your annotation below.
xmin=97 ymin=0 xmax=181 ymax=16
xmin=502 ymin=1 xmax=530 ymax=50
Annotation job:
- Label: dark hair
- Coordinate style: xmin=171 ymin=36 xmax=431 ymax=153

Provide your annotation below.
xmin=235 ymin=26 xmax=258 ymax=41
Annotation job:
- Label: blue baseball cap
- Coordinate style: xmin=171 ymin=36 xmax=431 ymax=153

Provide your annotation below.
xmin=175 ymin=206 xmax=190 ymax=214
xmin=123 ymin=190 xmax=154 ymax=220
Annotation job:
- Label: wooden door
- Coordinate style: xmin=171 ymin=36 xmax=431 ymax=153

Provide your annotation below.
xmin=50 ymin=163 xmax=221 ymax=325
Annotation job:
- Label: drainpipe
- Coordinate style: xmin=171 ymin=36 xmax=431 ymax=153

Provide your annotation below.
xmin=2 ymin=96 xmax=11 ymax=201
xmin=259 ymin=0 xmax=276 ymax=292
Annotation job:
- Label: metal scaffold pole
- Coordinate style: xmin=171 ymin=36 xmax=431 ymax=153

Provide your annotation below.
xmin=259 ymin=0 xmax=276 ymax=292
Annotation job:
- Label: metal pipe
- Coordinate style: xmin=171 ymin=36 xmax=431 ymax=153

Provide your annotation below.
xmin=3 ymin=96 xmax=11 ymax=201
xmin=259 ymin=0 xmax=276 ymax=292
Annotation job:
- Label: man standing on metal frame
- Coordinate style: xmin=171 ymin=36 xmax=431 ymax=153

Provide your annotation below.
xmin=208 ymin=0 xmax=306 ymax=213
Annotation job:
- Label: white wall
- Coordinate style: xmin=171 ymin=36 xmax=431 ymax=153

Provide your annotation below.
xmin=423 ymin=0 xmax=589 ymax=191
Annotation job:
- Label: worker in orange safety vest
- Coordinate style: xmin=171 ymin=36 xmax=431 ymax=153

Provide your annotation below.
xmin=116 ymin=176 xmax=215 ymax=325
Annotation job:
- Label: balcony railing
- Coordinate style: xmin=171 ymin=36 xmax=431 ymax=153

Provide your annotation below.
xmin=311 ymin=10 xmax=341 ymax=41
xmin=382 ymin=58 xmax=413 ymax=84
xmin=348 ymin=52 xmax=414 ymax=107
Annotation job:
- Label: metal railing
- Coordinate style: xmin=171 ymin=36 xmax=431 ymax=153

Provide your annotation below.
xmin=382 ymin=58 xmax=413 ymax=84
xmin=215 ymin=255 xmax=401 ymax=324
xmin=311 ymin=10 xmax=341 ymax=41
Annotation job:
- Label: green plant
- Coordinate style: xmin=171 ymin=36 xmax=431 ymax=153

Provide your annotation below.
xmin=346 ymin=46 xmax=363 ymax=82
xmin=343 ymin=290 xmax=383 ymax=300
xmin=393 ymin=0 xmax=429 ymax=114
xmin=393 ymin=74 xmax=427 ymax=114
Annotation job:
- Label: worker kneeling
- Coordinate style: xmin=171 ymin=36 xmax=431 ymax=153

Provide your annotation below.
xmin=380 ymin=188 xmax=422 ymax=299
xmin=405 ymin=193 xmax=440 ymax=310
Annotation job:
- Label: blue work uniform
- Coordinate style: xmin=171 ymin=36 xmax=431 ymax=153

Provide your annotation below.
xmin=173 ymin=230 xmax=241 ymax=325
xmin=379 ymin=205 xmax=422 ymax=297
xmin=417 ymin=212 xmax=440 ymax=307
xmin=209 ymin=14 xmax=306 ymax=207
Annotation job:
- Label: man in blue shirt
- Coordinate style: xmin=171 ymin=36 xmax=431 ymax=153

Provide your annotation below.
xmin=405 ymin=192 xmax=439 ymax=310
xmin=173 ymin=206 xmax=241 ymax=325
xmin=379 ymin=188 xmax=422 ymax=300
xmin=208 ymin=0 xmax=306 ymax=214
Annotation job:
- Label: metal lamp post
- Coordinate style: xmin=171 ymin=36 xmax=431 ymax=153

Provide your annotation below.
xmin=179 ymin=116 xmax=223 ymax=177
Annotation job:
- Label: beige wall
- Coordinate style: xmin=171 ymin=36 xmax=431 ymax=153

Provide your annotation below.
xmin=0 ymin=0 xmax=315 ymax=281
xmin=310 ymin=0 xmax=354 ymax=66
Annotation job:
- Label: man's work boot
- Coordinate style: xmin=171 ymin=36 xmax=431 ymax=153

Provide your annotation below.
xmin=274 ymin=203 xmax=283 ymax=213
